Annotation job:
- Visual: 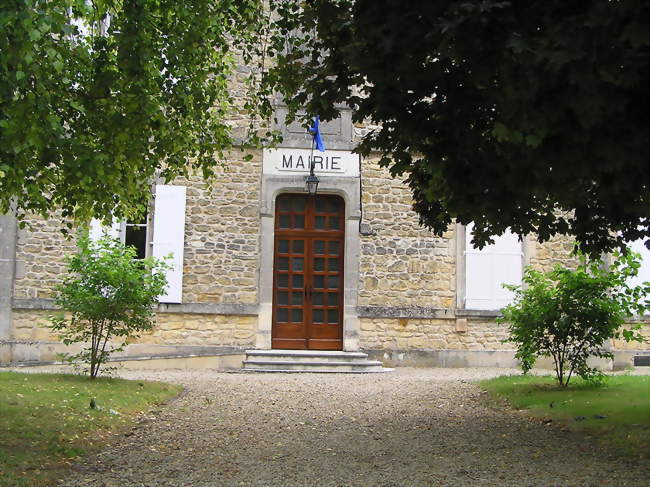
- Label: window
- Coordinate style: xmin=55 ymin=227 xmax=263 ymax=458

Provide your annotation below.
xmin=88 ymin=184 xmax=187 ymax=303
xmin=626 ymin=237 xmax=650 ymax=290
xmin=464 ymin=223 xmax=523 ymax=310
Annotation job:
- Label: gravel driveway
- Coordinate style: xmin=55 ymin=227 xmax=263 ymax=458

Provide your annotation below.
xmin=58 ymin=367 xmax=648 ymax=487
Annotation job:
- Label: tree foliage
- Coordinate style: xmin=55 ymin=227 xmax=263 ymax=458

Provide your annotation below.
xmin=49 ymin=234 xmax=170 ymax=378
xmin=1 ymin=0 xmax=270 ymax=227
xmin=498 ymin=252 xmax=649 ymax=387
xmin=267 ymin=0 xmax=650 ymax=255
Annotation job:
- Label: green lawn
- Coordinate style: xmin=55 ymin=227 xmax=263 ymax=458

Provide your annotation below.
xmin=479 ymin=374 xmax=650 ymax=461
xmin=0 ymin=371 xmax=182 ymax=487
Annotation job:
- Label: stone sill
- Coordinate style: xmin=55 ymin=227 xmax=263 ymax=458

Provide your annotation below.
xmin=455 ymin=309 xmax=501 ymax=318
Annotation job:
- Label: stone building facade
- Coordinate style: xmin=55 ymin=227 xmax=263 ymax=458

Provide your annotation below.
xmin=1 ymin=108 xmax=648 ymax=368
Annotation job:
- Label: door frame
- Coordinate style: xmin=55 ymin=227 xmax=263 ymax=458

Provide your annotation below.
xmin=257 ymin=175 xmax=362 ymax=351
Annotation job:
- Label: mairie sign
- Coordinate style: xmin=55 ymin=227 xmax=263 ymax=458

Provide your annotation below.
xmin=263 ymin=148 xmax=360 ymax=177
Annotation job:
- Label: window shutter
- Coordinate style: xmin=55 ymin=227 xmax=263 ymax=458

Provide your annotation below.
xmin=465 ymin=224 xmax=522 ymax=310
xmin=152 ymin=185 xmax=186 ymax=303
xmin=627 ymin=238 xmax=650 ymax=290
xmin=88 ymin=219 xmax=121 ymax=241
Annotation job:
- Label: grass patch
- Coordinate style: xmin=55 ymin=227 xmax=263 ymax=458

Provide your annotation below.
xmin=0 ymin=371 xmax=182 ymax=487
xmin=479 ymin=374 xmax=650 ymax=461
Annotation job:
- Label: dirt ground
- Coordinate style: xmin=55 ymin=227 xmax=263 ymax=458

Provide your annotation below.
xmin=57 ymin=367 xmax=649 ymax=487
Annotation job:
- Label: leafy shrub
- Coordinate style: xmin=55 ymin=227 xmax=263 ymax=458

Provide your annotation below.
xmin=498 ymin=251 xmax=649 ymax=387
xmin=49 ymin=234 xmax=170 ymax=379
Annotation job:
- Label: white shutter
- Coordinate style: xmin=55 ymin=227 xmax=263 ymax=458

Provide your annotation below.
xmin=627 ymin=238 xmax=650 ymax=290
xmin=465 ymin=223 xmax=522 ymax=310
xmin=89 ymin=219 xmax=122 ymax=241
xmin=153 ymin=185 xmax=186 ymax=303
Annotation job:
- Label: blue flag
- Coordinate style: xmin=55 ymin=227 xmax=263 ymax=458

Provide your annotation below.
xmin=309 ymin=116 xmax=326 ymax=152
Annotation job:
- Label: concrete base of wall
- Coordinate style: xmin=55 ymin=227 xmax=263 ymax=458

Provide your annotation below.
xmin=366 ymin=348 xmax=647 ymax=371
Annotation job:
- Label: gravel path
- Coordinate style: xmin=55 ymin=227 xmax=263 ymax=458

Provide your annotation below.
xmin=57 ymin=367 xmax=649 ymax=487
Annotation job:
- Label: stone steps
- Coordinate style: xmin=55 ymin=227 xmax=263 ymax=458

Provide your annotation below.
xmin=242 ymin=349 xmax=391 ymax=373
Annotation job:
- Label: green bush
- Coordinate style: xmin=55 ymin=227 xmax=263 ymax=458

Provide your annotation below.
xmin=498 ymin=251 xmax=649 ymax=387
xmin=49 ymin=234 xmax=171 ymax=379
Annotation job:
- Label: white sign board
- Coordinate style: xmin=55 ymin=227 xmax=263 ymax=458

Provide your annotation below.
xmin=263 ymin=148 xmax=359 ymax=177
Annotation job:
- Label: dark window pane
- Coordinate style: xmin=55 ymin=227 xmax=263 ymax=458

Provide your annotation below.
xmin=327 ymin=309 xmax=339 ymax=324
xmin=328 ymin=216 xmax=340 ymax=230
xmin=315 ymin=216 xmax=326 ymax=229
xmin=125 ymin=226 xmax=147 ymax=259
xmin=291 ymin=308 xmax=303 ymax=323
xmin=278 ymin=240 xmax=289 ymax=254
xmin=279 ymin=214 xmax=290 ymax=228
xmin=315 ymin=198 xmax=328 ymax=213
xmin=328 ymin=258 xmax=339 ymax=272
xmin=292 ymin=257 xmax=304 ymax=271
xmin=328 ymin=293 xmax=339 ymax=306
xmin=277 ymin=274 xmax=289 ymax=288
xmin=314 ymin=275 xmax=325 ymax=288
xmin=292 ymin=274 xmax=304 ymax=289
xmin=278 ymin=196 xmax=291 ymax=211
xmin=312 ymin=309 xmax=324 ymax=323
xmin=291 ymin=292 xmax=303 ymax=305
xmin=328 ymin=275 xmax=339 ymax=288
xmin=329 ymin=198 xmax=342 ymax=213
xmin=314 ymin=240 xmax=325 ymax=254
xmin=292 ymin=240 xmax=304 ymax=254
xmin=278 ymin=257 xmax=289 ymax=271
xmin=277 ymin=308 xmax=288 ymax=322
xmin=294 ymin=214 xmax=305 ymax=229
xmin=278 ymin=291 xmax=288 ymax=305
xmin=314 ymin=258 xmax=325 ymax=271
xmin=328 ymin=241 xmax=340 ymax=255
xmin=293 ymin=196 xmax=306 ymax=212
xmin=312 ymin=292 xmax=324 ymax=305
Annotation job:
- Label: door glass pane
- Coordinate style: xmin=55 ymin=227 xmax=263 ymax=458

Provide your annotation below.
xmin=277 ymin=308 xmax=288 ymax=322
xmin=277 ymin=274 xmax=289 ymax=288
xmin=278 ymin=197 xmax=291 ymax=211
xmin=292 ymin=257 xmax=304 ymax=271
xmin=278 ymin=240 xmax=289 ymax=253
xmin=312 ymin=309 xmax=324 ymax=323
xmin=291 ymin=292 xmax=303 ymax=305
xmin=278 ymin=291 xmax=288 ymax=305
xmin=315 ymin=216 xmax=326 ymax=229
xmin=278 ymin=257 xmax=289 ymax=271
xmin=315 ymin=198 xmax=328 ymax=213
xmin=329 ymin=199 xmax=342 ymax=212
xmin=327 ymin=309 xmax=339 ymax=324
xmin=314 ymin=258 xmax=325 ymax=271
xmin=327 ymin=275 xmax=339 ymax=288
xmin=312 ymin=292 xmax=324 ymax=305
xmin=328 ymin=293 xmax=339 ymax=306
xmin=328 ymin=258 xmax=339 ymax=272
xmin=294 ymin=214 xmax=305 ymax=229
xmin=291 ymin=309 xmax=303 ymax=322
xmin=328 ymin=241 xmax=340 ymax=255
xmin=328 ymin=217 xmax=340 ymax=230
xmin=279 ymin=214 xmax=290 ymax=228
xmin=314 ymin=275 xmax=325 ymax=288
xmin=293 ymin=197 xmax=306 ymax=212
xmin=292 ymin=274 xmax=304 ymax=288
xmin=314 ymin=240 xmax=325 ymax=254
xmin=292 ymin=240 xmax=304 ymax=254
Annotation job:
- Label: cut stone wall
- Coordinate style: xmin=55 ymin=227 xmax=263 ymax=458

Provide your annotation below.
xmin=13 ymin=213 xmax=77 ymax=300
xmin=359 ymin=317 xmax=513 ymax=351
xmin=178 ymin=150 xmax=262 ymax=305
xmin=358 ymin=158 xmax=456 ymax=308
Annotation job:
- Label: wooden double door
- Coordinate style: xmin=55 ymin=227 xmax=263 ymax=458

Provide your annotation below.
xmin=272 ymin=194 xmax=345 ymax=350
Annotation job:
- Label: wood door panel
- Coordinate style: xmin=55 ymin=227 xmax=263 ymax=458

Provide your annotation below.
xmin=272 ymin=194 xmax=344 ymax=350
